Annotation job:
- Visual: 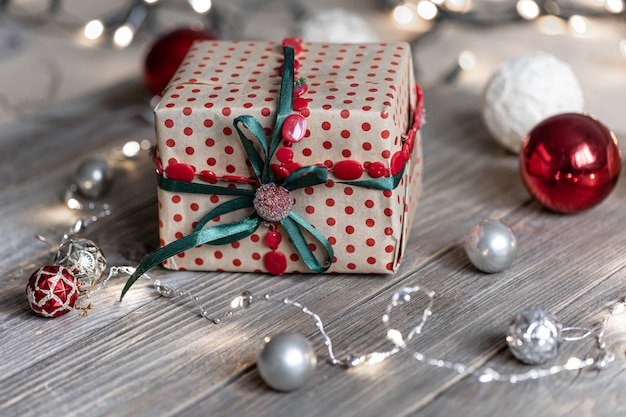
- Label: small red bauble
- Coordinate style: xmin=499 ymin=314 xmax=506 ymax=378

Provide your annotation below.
xmin=26 ymin=265 xmax=80 ymax=318
xmin=519 ymin=113 xmax=621 ymax=214
xmin=143 ymin=28 xmax=215 ymax=97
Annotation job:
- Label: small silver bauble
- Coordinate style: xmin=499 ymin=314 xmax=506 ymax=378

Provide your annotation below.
xmin=464 ymin=219 xmax=518 ymax=273
xmin=53 ymin=238 xmax=106 ymax=293
xmin=74 ymin=158 xmax=113 ymax=200
xmin=506 ymin=308 xmax=561 ymax=365
xmin=257 ymin=333 xmax=317 ymax=392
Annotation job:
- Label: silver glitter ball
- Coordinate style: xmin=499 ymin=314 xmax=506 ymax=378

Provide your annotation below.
xmin=257 ymin=333 xmax=317 ymax=392
xmin=464 ymin=219 xmax=518 ymax=273
xmin=74 ymin=158 xmax=113 ymax=200
xmin=54 ymin=238 xmax=106 ymax=293
xmin=506 ymin=308 xmax=561 ymax=365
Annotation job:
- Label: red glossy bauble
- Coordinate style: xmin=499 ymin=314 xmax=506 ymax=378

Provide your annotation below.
xmin=519 ymin=113 xmax=621 ymax=214
xmin=143 ymin=28 xmax=215 ymax=97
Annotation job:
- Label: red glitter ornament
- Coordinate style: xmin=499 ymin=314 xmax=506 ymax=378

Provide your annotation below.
xmin=26 ymin=265 xmax=80 ymax=318
xmin=519 ymin=113 xmax=621 ymax=214
xmin=143 ymin=28 xmax=215 ymax=97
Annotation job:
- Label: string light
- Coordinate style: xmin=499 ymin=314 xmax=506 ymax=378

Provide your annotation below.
xmin=444 ymin=0 xmax=472 ymax=12
xmin=536 ymin=15 xmax=566 ymax=35
xmin=620 ymin=39 xmax=626 ymax=57
xmin=189 ymin=0 xmax=212 ymax=14
xmin=457 ymin=50 xmax=476 ymax=71
xmin=393 ymin=4 xmax=415 ymax=25
xmin=83 ymin=19 xmax=105 ymax=41
xmin=416 ymin=0 xmax=438 ymax=21
xmin=568 ymin=15 xmax=588 ymax=35
xmin=516 ymin=0 xmax=541 ymax=20
xmin=113 ymin=24 xmax=135 ymax=49
xmin=606 ymin=0 xmax=625 ymax=13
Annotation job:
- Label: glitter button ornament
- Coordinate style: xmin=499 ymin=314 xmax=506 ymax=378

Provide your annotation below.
xmin=506 ymin=308 xmax=561 ymax=365
xmin=26 ymin=265 xmax=80 ymax=318
xmin=520 ymin=113 xmax=621 ymax=214
xmin=464 ymin=219 xmax=518 ymax=273
xmin=257 ymin=333 xmax=317 ymax=392
xmin=253 ymin=183 xmax=294 ymax=222
xmin=53 ymin=238 xmax=107 ymax=294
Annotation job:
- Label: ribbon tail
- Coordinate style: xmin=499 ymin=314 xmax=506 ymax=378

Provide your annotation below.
xmin=120 ymin=214 xmax=262 ymax=300
xmin=281 ymin=212 xmax=333 ymax=273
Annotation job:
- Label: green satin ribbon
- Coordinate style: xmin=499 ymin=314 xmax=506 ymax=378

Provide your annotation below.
xmin=120 ymin=45 xmax=409 ymax=300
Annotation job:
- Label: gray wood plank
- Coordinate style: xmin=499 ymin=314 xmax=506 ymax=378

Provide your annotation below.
xmin=1 ymin=76 xmax=625 ymax=417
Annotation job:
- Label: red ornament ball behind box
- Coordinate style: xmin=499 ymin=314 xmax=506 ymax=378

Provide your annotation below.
xmin=143 ymin=28 xmax=215 ymax=97
xmin=26 ymin=265 xmax=80 ymax=318
xmin=519 ymin=113 xmax=621 ymax=214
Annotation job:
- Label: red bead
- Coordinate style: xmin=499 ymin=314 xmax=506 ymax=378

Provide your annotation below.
xmin=278 ymin=60 xmax=300 ymax=76
xmin=264 ymin=231 xmax=282 ymax=249
xmin=367 ymin=161 xmax=387 ymax=178
xmin=166 ymin=163 xmax=195 ymax=182
xmin=222 ymin=175 xmax=251 ymax=183
xmin=333 ymin=160 xmax=364 ymax=180
xmin=282 ymin=114 xmax=307 ymax=143
xmin=520 ymin=113 xmax=621 ymax=213
xmin=264 ymin=251 xmax=287 ymax=275
xmin=143 ymin=28 xmax=215 ymax=97
xmin=26 ymin=265 xmax=79 ymax=318
xmin=292 ymin=97 xmax=309 ymax=112
xmin=154 ymin=158 xmax=163 ymax=175
xmin=405 ymin=129 xmax=415 ymax=154
xmin=390 ymin=151 xmax=406 ymax=176
xmin=152 ymin=146 xmax=163 ymax=174
xmin=283 ymin=161 xmax=303 ymax=173
xmin=199 ymin=170 xmax=218 ymax=183
xmin=271 ymin=164 xmax=290 ymax=181
xmin=276 ymin=147 xmax=294 ymax=163
xmin=294 ymin=82 xmax=308 ymax=97
xmin=282 ymin=37 xmax=303 ymax=55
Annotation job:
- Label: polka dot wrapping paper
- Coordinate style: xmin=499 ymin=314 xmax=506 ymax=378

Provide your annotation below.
xmin=153 ymin=40 xmax=423 ymax=274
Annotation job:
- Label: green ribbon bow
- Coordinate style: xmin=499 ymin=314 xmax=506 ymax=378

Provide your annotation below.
xmin=120 ymin=45 xmax=407 ymax=300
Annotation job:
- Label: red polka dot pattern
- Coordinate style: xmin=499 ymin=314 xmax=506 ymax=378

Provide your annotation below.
xmin=154 ymin=40 xmax=423 ymax=274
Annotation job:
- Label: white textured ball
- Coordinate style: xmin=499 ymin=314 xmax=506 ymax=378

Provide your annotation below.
xmin=482 ymin=52 xmax=584 ymax=153
xmin=300 ymin=9 xmax=378 ymax=43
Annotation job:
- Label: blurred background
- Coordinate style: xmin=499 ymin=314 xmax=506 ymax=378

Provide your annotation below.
xmin=0 ymin=0 xmax=624 ymax=133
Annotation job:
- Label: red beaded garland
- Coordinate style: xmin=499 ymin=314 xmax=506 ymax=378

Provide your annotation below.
xmin=26 ymin=265 xmax=80 ymax=318
xmin=519 ymin=113 xmax=621 ymax=213
xmin=166 ymin=163 xmax=195 ymax=182
xmin=264 ymin=251 xmax=287 ymax=275
xmin=333 ymin=160 xmax=364 ymax=180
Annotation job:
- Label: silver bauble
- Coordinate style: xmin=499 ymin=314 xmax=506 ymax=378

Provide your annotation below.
xmin=74 ymin=158 xmax=113 ymax=200
xmin=257 ymin=333 xmax=317 ymax=392
xmin=464 ymin=219 xmax=518 ymax=273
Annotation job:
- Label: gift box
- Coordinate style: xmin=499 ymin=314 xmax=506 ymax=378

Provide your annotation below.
xmin=150 ymin=39 xmax=423 ymax=275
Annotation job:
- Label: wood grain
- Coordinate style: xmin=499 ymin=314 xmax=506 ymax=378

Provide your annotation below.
xmin=1 ymin=71 xmax=626 ymax=417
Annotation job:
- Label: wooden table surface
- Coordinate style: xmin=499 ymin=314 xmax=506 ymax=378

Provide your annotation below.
xmin=1 ymin=3 xmax=626 ymax=417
